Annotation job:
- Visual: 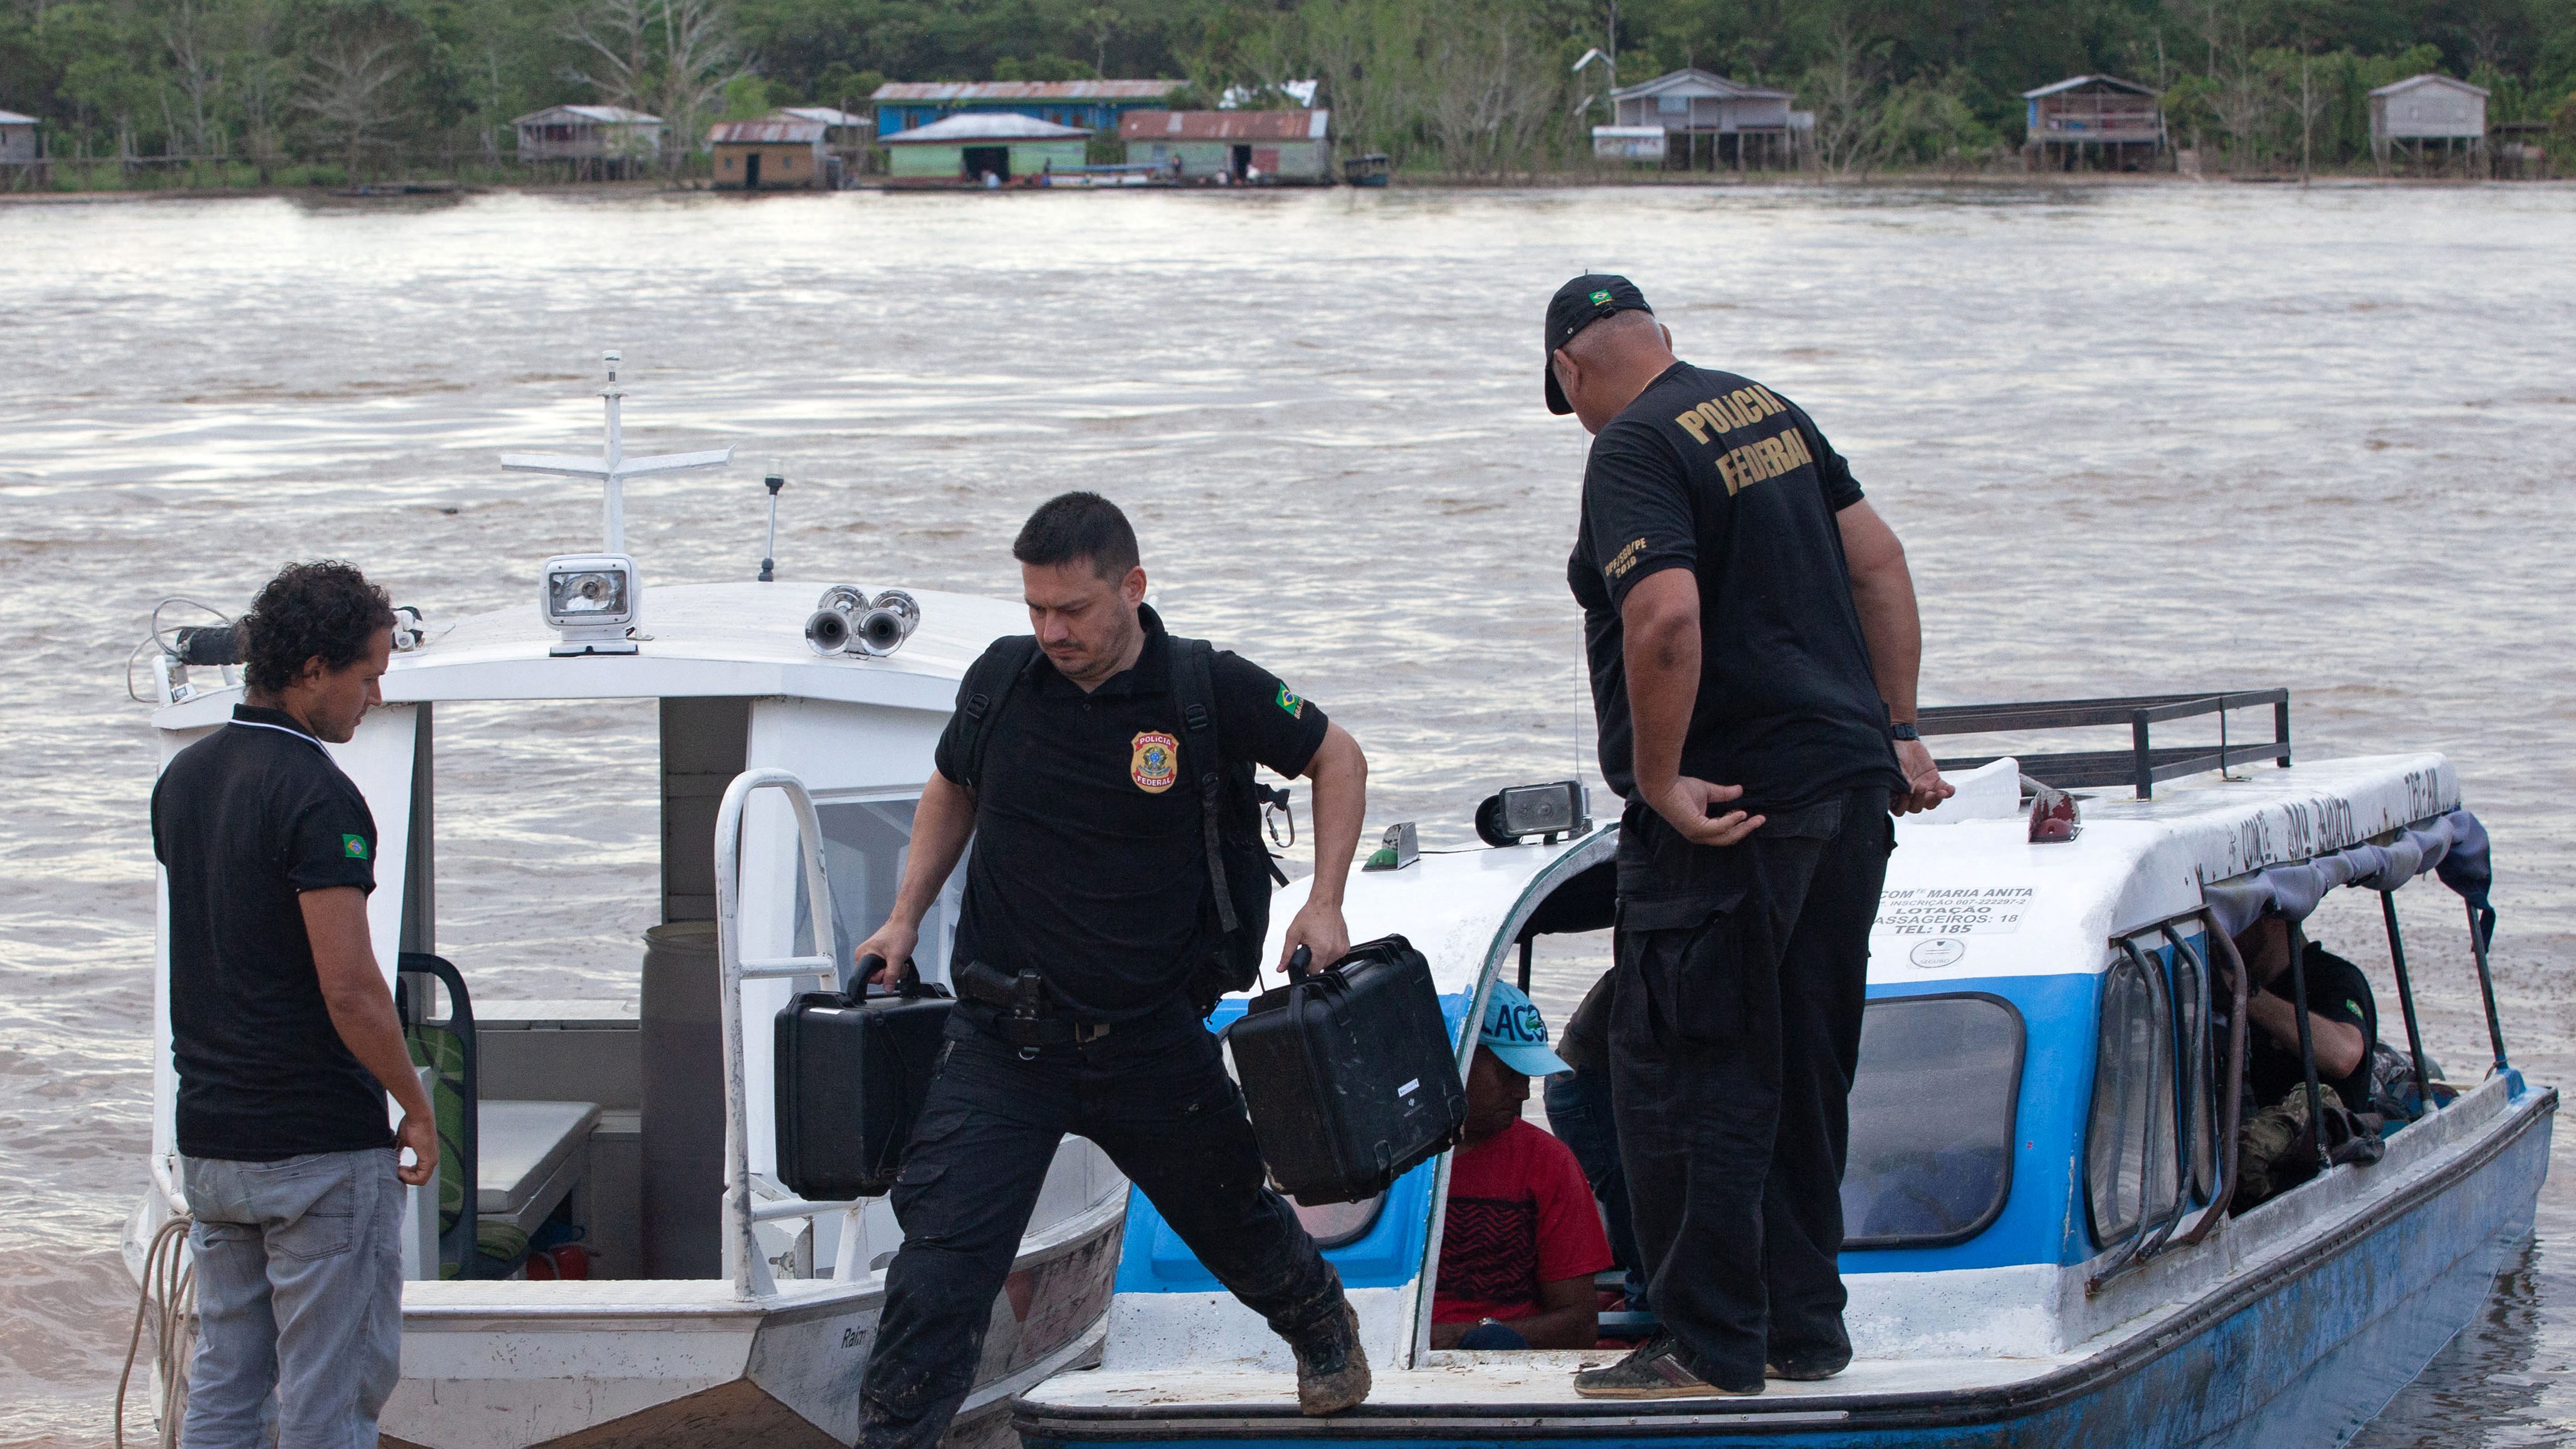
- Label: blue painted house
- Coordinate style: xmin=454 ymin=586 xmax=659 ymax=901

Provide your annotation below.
xmin=870 ymin=80 xmax=1186 ymax=142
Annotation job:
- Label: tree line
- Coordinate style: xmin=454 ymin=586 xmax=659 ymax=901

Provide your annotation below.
xmin=2 ymin=0 xmax=2572 ymax=183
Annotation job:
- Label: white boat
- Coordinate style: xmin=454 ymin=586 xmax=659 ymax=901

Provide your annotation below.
xmin=123 ymin=367 xmax=1128 ymax=1447
xmin=1014 ymin=697 xmax=2554 ymax=1449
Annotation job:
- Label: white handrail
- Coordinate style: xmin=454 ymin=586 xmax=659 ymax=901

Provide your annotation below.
xmin=713 ymin=767 xmax=845 ymax=1299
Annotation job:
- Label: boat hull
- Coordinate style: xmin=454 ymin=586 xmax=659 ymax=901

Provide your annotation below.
xmin=1016 ymin=1084 xmax=2553 ymax=1449
xmin=129 ymin=1191 xmax=1122 ymax=1449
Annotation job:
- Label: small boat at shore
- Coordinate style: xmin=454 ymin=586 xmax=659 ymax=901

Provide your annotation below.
xmin=1014 ymin=695 xmax=2553 ymax=1449
xmin=122 ymin=368 xmax=1126 ymax=1446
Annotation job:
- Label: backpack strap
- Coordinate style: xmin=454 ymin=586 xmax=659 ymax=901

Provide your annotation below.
xmin=952 ymin=636 xmax=1043 ymax=793
xmin=1170 ymin=637 xmax=1238 ymax=934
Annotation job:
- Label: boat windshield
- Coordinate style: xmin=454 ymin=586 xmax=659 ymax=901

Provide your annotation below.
xmin=795 ymin=797 xmax=960 ymax=977
xmin=1841 ymin=994 xmax=2025 ymax=1248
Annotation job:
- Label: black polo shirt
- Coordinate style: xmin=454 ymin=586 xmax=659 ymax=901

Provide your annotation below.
xmin=2245 ymin=944 xmax=2379 ymax=1113
xmin=1568 ymin=362 xmax=1902 ymax=817
xmin=934 ymin=606 xmax=1328 ymax=1019
xmin=151 ymin=705 xmax=394 ymax=1160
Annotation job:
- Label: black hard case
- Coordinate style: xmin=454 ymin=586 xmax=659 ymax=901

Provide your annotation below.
xmin=1223 ymin=935 xmax=1469 ymax=1205
xmin=773 ymin=986 xmax=952 ymax=1201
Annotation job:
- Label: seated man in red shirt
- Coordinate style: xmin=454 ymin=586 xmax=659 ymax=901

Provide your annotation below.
xmin=1432 ymin=982 xmax=1616 ymax=1350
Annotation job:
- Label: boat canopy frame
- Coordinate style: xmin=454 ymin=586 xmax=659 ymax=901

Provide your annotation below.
xmin=1923 ymin=689 xmax=2291 ymax=799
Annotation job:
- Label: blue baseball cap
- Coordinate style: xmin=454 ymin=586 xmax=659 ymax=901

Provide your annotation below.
xmin=1479 ymin=981 xmax=1572 ymax=1077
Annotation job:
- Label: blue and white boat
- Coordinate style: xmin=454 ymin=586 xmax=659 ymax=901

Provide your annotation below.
xmin=1014 ymin=694 xmax=2553 ymax=1449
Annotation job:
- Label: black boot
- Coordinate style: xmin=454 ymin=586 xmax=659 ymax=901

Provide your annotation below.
xmin=1286 ymin=1300 xmax=1371 ymax=1415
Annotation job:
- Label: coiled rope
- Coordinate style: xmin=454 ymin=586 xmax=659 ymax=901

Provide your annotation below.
xmin=115 ymin=1212 xmax=196 ymax=1449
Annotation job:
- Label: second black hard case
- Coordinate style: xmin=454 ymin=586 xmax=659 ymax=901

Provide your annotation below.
xmin=773 ymin=981 xmax=952 ymax=1201
xmin=1224 ymin=934 xmax=1469 ymax=1205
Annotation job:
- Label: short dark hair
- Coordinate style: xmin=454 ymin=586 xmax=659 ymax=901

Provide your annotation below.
xmin=240 ymin=560 xmax=396 ymax=696
xmin=1012 ymin=492 xmax=1140 ymax=581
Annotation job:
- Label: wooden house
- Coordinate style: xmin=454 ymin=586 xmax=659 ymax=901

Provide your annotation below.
xmin=871 ymin=81 xmax=1183 ymax=143
xmin=2021 ymin=75 xmax=2165 ymax=169
xmin=513 ymin=105 xmax=666 ymax=179
xmin=2370 ymin=75 xmax=2488 ymax=171
xmin=777 ymin=106 xmax=875 ymax=174
xmin=1118 ymin=110 xmax=1332 ymax=182
xmin=0 ymin=109 xmax=39 ymax=168
xmin=1604 ymin=69 xmax=1798 ymax=170
xmin=881 ymin=112 xmax=1090 ymax=185
xmin=710 ymin=118 xmax=830 ymax=189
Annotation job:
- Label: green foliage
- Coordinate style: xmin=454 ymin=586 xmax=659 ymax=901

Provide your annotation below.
xmin=3 ymin=0 xmax=2572 ymax=178
xmin=722 ymin=72 xmax=770 ymax=118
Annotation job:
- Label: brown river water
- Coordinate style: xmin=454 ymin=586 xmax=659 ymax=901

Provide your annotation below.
xmin=3 ymin=181 xmax=2572 ymax=1443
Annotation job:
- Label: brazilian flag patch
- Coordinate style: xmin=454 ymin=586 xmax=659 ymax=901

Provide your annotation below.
xmin=1276 ymin=685 xmax=1304 ymax=719
xmin=342 ymin=834 xmax=370 ymax=860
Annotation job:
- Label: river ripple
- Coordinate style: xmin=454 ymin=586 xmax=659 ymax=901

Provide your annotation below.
xmin=1 ymin=181 xmax=2570 ymax=1443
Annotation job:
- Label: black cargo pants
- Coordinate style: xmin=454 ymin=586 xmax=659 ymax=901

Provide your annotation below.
xmin=1609 ymin=786 xmax=1893 ymax=1391
xmin=854 ymin=998 xmax=1344 ymax=1449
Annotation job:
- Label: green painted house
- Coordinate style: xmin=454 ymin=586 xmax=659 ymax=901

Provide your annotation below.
xmin=881 ymin=112 xmax=1090 ymax=184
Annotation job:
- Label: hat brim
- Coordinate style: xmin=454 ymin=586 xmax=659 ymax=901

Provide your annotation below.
xmin=1486 ymin=1038 xmax=1572 ymax=1077
xmin=1545 ymin=358 xmax=1572 ymax=415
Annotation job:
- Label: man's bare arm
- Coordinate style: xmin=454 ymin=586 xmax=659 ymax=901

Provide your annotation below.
xmin=1837 ymin=500 xmax=1952 ymax=815
xmin=1620 ymin=567 xmax=1762 ymax=847
xmin=2247 ymin=993 xmax=2370 ymax=1080
xmin=303 ymin=886 xmax=437 ymax=1187
xmin=1279 ymin=723 xmax=1366 ymax=969
xmin=857 ymin=769 xmax=977 ymax=984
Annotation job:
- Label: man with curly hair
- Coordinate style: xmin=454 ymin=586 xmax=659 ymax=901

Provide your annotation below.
xmin=150 ymin=559 xmax=436 ymax=1446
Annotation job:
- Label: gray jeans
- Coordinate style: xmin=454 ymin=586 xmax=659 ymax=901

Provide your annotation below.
xmin=181 ymin=1149 xmax=404 ymax=1449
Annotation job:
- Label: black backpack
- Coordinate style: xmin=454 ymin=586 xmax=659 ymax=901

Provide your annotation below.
xmin=950 ymin=633 xmax=1288 ymax=1013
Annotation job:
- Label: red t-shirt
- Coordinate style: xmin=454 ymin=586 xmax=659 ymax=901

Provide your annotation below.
xmin=1434 ymin=1119 xmax=1615 ymax=1324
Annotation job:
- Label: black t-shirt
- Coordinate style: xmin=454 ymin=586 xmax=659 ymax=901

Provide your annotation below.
xmin=2244 ymin=943 xmax=2379 ymax=1113
xmin=150 ymin=705 xmax=395 ymax=1161
xmin=934 ymin=605 xmax=1328 ymax=1020
xmin=1567 ymin=362 xmax=1902 ymax=814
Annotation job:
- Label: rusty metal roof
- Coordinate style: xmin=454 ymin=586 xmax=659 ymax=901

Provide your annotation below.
xmin=871 ymin=80 xmax=1185 ymax=103
xmin=1117 ymin=110 xmax=1330 ymax=142
xmin=708 ymin=120 xmax=827 ymax=144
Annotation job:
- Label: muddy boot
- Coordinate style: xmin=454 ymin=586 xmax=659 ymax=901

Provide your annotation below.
xmin=1286 ymin=1300 xmax=1371 ymax=1415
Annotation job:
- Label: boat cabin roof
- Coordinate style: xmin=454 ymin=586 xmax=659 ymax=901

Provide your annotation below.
xmin=153 ymin=581 xmax=1023 ymax=730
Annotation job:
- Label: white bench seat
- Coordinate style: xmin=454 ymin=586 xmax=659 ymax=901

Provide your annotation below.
xmin=476 ymin=1099 xmax=601 ymax=1235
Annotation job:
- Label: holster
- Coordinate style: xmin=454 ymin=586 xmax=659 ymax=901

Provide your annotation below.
xmin=957 ymin=961 xmax=1101 ymax=1046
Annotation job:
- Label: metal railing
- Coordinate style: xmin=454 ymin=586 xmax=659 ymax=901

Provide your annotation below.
xmin=1921 ymin=690 xmax=2291 ymax=800
xmin=713 ymin=767 xmax=878 ymax=1298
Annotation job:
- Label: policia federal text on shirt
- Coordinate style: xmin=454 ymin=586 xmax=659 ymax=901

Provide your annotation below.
xmin=847 ymin=492 xmax=1375 ymax=1446
xmin=1543 ymin=276 xmax=1952 ymax=1402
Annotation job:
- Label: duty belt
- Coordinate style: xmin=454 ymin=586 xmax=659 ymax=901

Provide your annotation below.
xmin=957 ymin=961 xmax=1113 ymax=1048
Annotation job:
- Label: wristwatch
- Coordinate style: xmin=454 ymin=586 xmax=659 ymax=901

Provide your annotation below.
xmin=1888 ymin=722 xmax=1921 ymax=741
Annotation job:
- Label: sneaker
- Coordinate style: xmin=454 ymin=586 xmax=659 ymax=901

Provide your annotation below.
xmin=1764 ymin=1347 xmax=1851 ymax=1381
xmin=1289 ymin=1300 xmax=1371 ymax=1415
xmin=1572 ymin=1335 xmax=1762 ymax=1399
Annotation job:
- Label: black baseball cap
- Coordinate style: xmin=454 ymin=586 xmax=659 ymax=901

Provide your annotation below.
xmin=1544 ymin=274 xmax=1653 ymax=414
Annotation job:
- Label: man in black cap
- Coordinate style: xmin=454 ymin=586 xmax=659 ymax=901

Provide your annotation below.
xmin=1544 ymin=275 xmax=1950 ymax=1399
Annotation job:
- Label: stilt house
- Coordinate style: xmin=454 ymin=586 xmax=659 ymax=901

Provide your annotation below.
xmin=2370 ymin=75 xmax=2488 ymax=172
xmin=2021 ymin=76 xmax=2165 ymax=169
xmin=513 ymin=105 xmax=666 ymax=179
xmin=1604 ymin=69 xmax=1800 ymax=170
xmin=0 ymin=110 xmax=39 ymax=167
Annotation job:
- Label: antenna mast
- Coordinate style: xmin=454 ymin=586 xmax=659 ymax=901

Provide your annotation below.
xmin=501 ymin=350 xmax=736 ymax=554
